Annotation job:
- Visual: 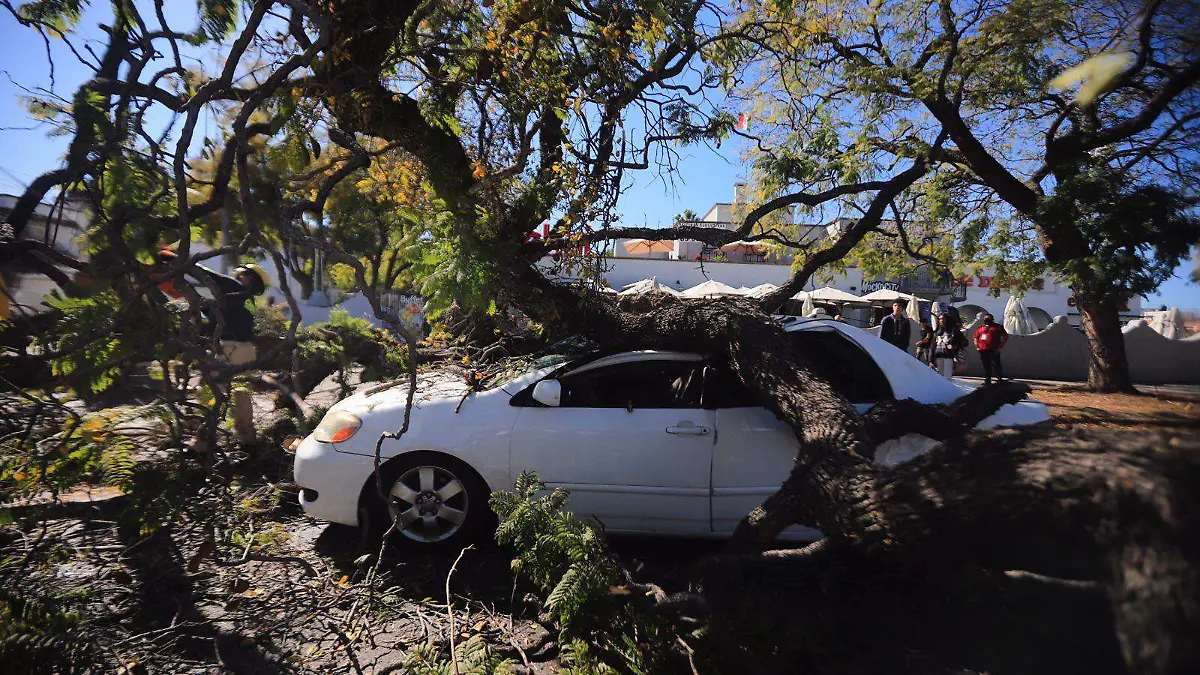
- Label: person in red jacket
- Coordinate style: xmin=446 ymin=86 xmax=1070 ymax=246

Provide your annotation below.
xmin=973 ymin=313 xmax=1009 ymax=385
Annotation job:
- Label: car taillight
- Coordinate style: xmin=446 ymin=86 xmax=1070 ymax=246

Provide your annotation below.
xmin=313 ymin=410 xmax=362 ymax=444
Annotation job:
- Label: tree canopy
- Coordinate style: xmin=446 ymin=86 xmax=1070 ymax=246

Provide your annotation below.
xmin=2 ymin=1 xmax=1199 ymax=672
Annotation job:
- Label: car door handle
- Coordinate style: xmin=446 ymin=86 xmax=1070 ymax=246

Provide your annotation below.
xmin=666 ymin=424 xmax=710 ymax=436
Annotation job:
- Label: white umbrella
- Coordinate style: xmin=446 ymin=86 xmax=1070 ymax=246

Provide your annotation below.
xmin=680 ymin=279 xmax=740 ymax=298
xmin=745 ymin=283 xmax=778 ymax=299
xmin=1158 ymin=307 xmax=1186 ymax=339
xmin=802 ymin=286 xmax=867 ymax=303
xmin=905 ymin=295 xmax=922 ymax=322
xmin=860 ymin=288 xmax=913 ymax=302
xmin=618 ymin=277 xmax=680 ymax=296
xmin=1003 ymin=295 xmax=1037 ymax=335
xmin=800 ymin=292 xmax=816 ymax=317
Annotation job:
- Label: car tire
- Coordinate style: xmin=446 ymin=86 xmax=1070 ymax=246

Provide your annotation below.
xmin=364 ymin=451 xmax=493 ymax=550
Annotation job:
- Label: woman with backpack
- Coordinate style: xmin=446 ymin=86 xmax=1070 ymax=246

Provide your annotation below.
xmin=932 ymin=311 xmax=967 ymax=379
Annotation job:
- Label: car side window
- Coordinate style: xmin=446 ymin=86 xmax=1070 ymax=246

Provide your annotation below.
xmin=700 ymin=331 xmax=894 ymax=407
xmin=700 ymin=365 xmax=758 ymax=409
xmin=558 ymin=360 xmax=704 ymax=409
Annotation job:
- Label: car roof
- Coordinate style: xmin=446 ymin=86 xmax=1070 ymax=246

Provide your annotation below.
xmin=564 ymin=350 xmax=704 ymax=377
xmin=781 ymin=316 xmax=966 ymax=403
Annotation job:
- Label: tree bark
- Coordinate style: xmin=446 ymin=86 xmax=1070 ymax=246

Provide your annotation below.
xmin=1076 ymin=290 xmax=1135 ymax=393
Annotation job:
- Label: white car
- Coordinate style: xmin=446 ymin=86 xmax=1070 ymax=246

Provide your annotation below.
xmin=292 ymin=318 xmax=1049 ymax=547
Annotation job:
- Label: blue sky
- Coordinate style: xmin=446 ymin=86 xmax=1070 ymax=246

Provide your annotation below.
xmin=2 ymin=7 xmax=1197 ymax=309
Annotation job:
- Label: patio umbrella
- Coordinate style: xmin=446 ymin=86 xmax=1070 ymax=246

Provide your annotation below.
xmin=617 ymin=277 xmax=680 ymax=296
xmin=680 ymin=279 xmax=739 ymax=298
xmin=1155 ymin=307 xmax=1186 ymax=339
xmin=745 ymin=283 xmax=778 ymax=299
xmin=805 ymin=286 xmax=867 ymax=303
xmin=622 ymin=239 xmax=674 ymax=256
xmin=718 ymin=240 xmax=774 ymax=258
xmin=860 ymin=288 xmax=913 ymax=303
xmin=800 ymin=292 xmax=816 ymax=317
xmin=905 ymin=295 xmax=922 ymax=322
xmin=1003 ymin=294 xmax=1037 ymax=335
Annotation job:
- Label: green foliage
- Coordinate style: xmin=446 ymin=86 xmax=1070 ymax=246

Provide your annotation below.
xmin=402 ymin=635 xmax=515 ymax=675
xmin=492 ymin=472 xmax=620 ymax=628
xmin=15 ymin=0 xmax=85 ymax=31
xmin=294 ymin=309 xmax=411 ymax=382
xmin=37 ymin=288 xmax=176 ymax=394
xmin=1037 ymin=166 xmax=1200 ymax=298
xmin=252 ymin=301 xmax=291 ymax=341
xmin=491 ymin=473 xmax=679 ymax=674
xmin=0 ymin=404 xmax=166 ymax=500
xmin=0 ymin=587 xmax=86 ymax=675
xmin=198 ymin=0 xmax=238 ymax=40
xmin=404 ymin=210 xmax=499 ymax=319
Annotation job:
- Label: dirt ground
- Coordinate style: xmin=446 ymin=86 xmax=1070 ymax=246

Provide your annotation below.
xmin=6 ymin=378 xmax=1198 ymax=674
xmin=1031 ymin=384 xmax=1200 ymax=430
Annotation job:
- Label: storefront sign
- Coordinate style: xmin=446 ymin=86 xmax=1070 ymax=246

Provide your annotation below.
xmin=862 ymin=279 xmax=899 ymax=293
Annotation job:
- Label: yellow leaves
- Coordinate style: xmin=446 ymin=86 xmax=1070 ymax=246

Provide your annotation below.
xmin=11 ymin=470 xmax=27 ymax=481
xmin=1049 ymin=52 xmax=1134 ymax=107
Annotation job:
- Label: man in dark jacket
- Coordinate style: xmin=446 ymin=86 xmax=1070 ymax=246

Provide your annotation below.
xmin=879 ymin=300 xmax=911 ymax=353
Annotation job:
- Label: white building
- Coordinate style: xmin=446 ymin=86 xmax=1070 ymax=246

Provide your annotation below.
xmin=1 ymin=192 xmax=92 ymax=315
xmin=555 ymin=185 xmax=1141 ymax=328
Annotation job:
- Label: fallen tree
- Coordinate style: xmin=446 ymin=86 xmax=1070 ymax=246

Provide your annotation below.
xmin=2 ymin=1 xmax=1197 ymax=673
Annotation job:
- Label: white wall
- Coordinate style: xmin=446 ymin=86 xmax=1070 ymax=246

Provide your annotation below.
xmin=951 ymin=272 xmax=1141 ymax=328
xmin=543 ymin=256 xmax=866 ymax=293
xmin=543 ymin=257 xmax=1140 ymax=328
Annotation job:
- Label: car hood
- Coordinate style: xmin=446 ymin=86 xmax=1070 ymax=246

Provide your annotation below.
xmin=319 ymin=366 xmax=555 ymax=459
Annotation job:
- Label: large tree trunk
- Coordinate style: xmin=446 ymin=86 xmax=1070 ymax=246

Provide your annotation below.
xmin=1076 ymin=290 xmax=1135 ymax=393
xmin=491 ymin=282 xmax=1198 ymax=672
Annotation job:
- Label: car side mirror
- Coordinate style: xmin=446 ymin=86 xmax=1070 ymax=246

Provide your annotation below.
xmin=531 ymin=379 xmax=562 ymax=407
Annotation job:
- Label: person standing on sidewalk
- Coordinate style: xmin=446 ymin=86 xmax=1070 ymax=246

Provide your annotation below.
xmin=879 ymin=300 xmax=911 ymax=353
xmin=973 ymin=313 xmax=1009 ymax=385
xmin=932 ymin=312 xmax=967 ymax=379
xmin=915 ymin=317 xmax=935 ymax=366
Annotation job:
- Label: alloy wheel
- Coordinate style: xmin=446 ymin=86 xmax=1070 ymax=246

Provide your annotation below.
xmin=388 ymin=465 xmax=469 ymax=543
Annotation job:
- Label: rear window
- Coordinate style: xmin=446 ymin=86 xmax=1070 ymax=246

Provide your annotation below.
xmin=788 ymin=330 xmax=893 ymax=403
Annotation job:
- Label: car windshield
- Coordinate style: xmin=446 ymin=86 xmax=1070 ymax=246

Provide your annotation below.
xmin=486 ymin=336 xmax=598 ymax=387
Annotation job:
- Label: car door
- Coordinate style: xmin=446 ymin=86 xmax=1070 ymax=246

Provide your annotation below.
xmin=509 ymin=354 xmax=714 ymax=535
xmin=707 ymin=331 xmax=894 ymax=539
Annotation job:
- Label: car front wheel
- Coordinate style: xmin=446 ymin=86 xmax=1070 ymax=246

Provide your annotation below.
xmin=368 ymin=452 xmax=491 ymax=549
